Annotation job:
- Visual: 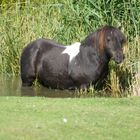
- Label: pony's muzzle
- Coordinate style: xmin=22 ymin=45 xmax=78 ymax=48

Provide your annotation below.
xmin=113 ymin=53 xmax=125 ymax=64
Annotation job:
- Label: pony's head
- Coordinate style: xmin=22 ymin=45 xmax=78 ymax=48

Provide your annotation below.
xmin=97 ymin=26 xmax=127 ymax=64
xmin=80 ymin=26 xmax=127 ymax=64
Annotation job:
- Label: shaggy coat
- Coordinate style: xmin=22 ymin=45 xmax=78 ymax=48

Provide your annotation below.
xmin=20 ymin=26 xmax=126 ymax=89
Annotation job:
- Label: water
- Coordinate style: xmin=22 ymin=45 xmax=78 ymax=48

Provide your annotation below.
xmin=0 ymin=76 xmax=77 ymax=97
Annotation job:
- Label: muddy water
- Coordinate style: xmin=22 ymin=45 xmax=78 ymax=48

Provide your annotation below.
xmin=0 ymin=76 xmax=77 ymax=97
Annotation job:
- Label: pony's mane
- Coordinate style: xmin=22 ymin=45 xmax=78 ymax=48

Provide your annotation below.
xmin=81 ymin=26 xmax=118 ymax=52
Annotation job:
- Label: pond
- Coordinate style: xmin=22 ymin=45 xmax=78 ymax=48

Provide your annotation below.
xmin=0 ymin=76 xmax=77 ymax=97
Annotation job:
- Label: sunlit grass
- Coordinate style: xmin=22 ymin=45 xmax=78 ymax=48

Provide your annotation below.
xmin=0 ymin=97 xmax=140 ymax=140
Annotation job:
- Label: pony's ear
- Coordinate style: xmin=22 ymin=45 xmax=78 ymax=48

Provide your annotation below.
xmin=118 ymin=26 xmax=122 ymax=30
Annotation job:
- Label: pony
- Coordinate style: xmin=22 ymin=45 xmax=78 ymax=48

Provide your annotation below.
xmin=20 ymin=26 xmax=126 ymax=89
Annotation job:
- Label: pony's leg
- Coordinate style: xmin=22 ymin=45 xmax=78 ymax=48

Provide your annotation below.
xmin=21 ymin=74 xmax=36 ymax=86
xmin=80 ymin=84 xmax=89 ymax=89
xmin=21 ymin=66 xmax=36 ymax=86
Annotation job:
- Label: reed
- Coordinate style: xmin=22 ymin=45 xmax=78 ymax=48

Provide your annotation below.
xmin=0 ymin=0 xmax=139 ymax=96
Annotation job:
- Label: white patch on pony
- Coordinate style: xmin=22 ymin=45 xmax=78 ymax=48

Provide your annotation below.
xmin=62 ymin=42 xmax=81 ymax=62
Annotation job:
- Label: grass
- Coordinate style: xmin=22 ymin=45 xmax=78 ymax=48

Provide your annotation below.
xmin=0 ymin=97 xmax=140 ymax=140
xmin=0 ymin=0 xmax=140 ymax=96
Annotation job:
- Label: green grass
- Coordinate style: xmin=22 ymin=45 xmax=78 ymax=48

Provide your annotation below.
xmin=0 ymin=97 xmax=140 ymax=140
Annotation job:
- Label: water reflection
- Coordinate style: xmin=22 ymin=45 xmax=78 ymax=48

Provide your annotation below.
xmin=0 ymin=76 xmax=77 ymax=98
xmin=21 ymin=87 xmax=76 ymax=98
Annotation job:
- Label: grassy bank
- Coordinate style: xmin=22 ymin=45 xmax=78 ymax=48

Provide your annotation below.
xmin=0 ymin=0 xmax=140 ymax=96
xmin=0 ymin=97 xmax=140 ymax=140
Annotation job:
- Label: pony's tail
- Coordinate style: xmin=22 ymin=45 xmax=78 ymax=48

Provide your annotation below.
xmin=20 ymin=40 xmax=40 ymax=86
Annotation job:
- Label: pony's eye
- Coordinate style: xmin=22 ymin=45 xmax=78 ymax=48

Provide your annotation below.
xmin=107 ymin=36 xmax=111 ymax=42
xmin=120 ymin=38 xmax=125 ymax=44
xmin=120 ymin=36 xmax=126 ymax=44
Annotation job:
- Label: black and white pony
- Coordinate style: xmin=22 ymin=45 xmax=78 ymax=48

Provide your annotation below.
xmin=20 ymin=26 xmax=126 ymax=89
